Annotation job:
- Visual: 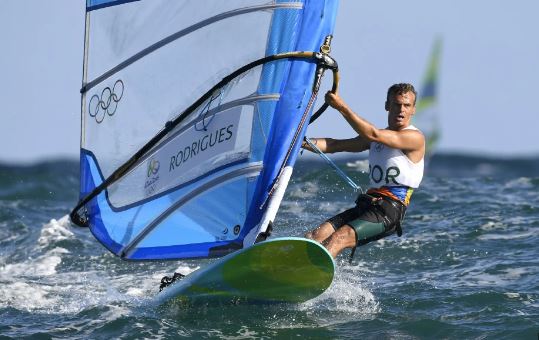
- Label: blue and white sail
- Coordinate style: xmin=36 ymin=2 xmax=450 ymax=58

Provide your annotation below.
xmin=415 ymin=38 xmax=442 ymax=157
xmin=72 ymin=0 xmax=339 ymax=260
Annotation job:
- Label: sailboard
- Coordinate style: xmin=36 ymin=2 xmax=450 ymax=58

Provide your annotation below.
xmin=414 ymin=38 xmax=442 ymax=157
xmin=70 ymin=0 xmax=340 ymax=268
xmin=153 ymin=237 xmax=335 ymax=306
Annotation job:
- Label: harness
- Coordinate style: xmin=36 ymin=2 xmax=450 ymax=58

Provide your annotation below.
xmin=349 ymin=193 xmax=406 ymax=263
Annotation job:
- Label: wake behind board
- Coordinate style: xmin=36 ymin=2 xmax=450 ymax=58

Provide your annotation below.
xmin=153 ymin=237 xmax=334 ymax=306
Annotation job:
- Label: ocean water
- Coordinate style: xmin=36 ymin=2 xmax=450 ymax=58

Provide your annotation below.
xmin=0 ymin=154 xmax=538 ymax=339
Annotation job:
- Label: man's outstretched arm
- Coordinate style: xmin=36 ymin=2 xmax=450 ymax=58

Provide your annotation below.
xmin=302 ymin=135 xmax=370 ymax=154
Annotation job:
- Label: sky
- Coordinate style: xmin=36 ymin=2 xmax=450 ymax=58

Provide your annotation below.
xmin=1 ymin=0 xmax=538 ymax=164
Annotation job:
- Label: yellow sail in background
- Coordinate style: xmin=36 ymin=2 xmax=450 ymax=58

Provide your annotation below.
xmin=415 ymin=38 xmax=442 ymax=157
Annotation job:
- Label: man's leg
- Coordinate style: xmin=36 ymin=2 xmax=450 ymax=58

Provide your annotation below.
xmin=305 ymin=222 xmax=335 ymax=243
xmin=321 ymin=224 xmax=357 ymax=258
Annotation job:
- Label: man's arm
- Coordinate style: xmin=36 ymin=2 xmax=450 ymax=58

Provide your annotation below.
xmin=302 ymin=135 xmax=370 ymax=154
xmin=325 ymin=92 xmax=424 ymax=152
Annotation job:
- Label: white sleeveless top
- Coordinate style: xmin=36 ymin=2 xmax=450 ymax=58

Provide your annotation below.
xmin=368 ymin=125 xmax=424 ymax=189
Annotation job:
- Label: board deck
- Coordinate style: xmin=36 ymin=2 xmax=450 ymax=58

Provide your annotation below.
xmin=153 ymin=237 xmax=334 ymax=306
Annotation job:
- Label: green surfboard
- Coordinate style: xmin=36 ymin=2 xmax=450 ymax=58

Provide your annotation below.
xmin=153 ymin=237 xmax=334 ymax=306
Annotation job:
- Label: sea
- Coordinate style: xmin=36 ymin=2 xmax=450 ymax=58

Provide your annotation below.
xmin=0 ymin=153 xmax=537 ymax=339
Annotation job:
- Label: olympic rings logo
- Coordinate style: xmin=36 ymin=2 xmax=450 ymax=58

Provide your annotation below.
xmin=88 ymin=79 xmax=124 ymax=124
xmin=147 ymin=159 xmax=160 ymax=177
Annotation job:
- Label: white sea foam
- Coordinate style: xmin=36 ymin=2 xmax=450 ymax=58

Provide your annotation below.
xmin=0 ymin=215 xmax=148 ymax=313
xmin=504 ymin=177 xmax=533 ymax=189
xmin=426 ymin=195 xmax=441 ymax=203
xmin=48 ymin=271 xmax=143 ymax=314
xmin=504 ymin=292 xmax=521 ymax=299
xmin=279 ymin=201 xmax=306 ymax=216
xmin=38 ymin=215 xmax=74 ymax=248
xmin=0 ymin=260 xmax=105 ymax=313
xmin=0 ymin=281 xmax=59 ymax=310
xmin=297 ymin=265 xmax=379 ymax=323
xmin=465 ymin=272 xmax=505 ymax=286
xmin=394 ymin=236 xmax=431 ymax=251
xmin=479 ymin=220 xmax=506 ymax=231
xmin=500 ymin=267 xmax=530 ymax=280
xmin=0 ymin=217 xmax=76 ymax=311
xmin=175 ymin=264 xmax=199 ymax=275
xmin=1 ymin=252 xmax=64 ymax=277
xmin=318 ymin=201 xmax=347 ymax=214
xmin=287 ymin=182 xmax=319 ymax=199
xmin=346 ymin=159 xmax=369 ymax=173
xmin=125 ymin=287 xmax=145 ymax=297
xmin=1 ymin=216 xmax=75 ymax=279
xmin=414 ymin=213 xmax=441 ymax=222
xmin=478 ymin=230 xmax=536 ymax=240
xmin=504 ymin=292 xmax=537 ymax=309
xmin=123 ymin=264 xmax=200 ymax=299
xmin=453 ymin=261 xmax=537 ymax=289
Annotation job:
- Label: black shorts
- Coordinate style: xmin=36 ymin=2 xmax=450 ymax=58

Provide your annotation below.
xmin=326 ymin=194 xmax=406 ymax=246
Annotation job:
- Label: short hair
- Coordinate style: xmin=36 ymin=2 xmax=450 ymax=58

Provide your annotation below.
xmin=386 ymin=83 xmax=417 ymax=105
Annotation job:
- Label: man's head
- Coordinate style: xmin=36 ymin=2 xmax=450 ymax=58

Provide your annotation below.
xmin=385 ymin=83 xmax=417 ymax=130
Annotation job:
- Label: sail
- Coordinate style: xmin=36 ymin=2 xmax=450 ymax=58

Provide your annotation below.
xmin=415 ymin=38 xmax=442 ymax=156
xmin=72 ymin=0 xmax=339 ymax=260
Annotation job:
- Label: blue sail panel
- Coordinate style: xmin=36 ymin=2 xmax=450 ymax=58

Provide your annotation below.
xmin=242 ymin=0 xmax=340 ymax=239
xmin=86 ymin=0 xmax=139 ymax=12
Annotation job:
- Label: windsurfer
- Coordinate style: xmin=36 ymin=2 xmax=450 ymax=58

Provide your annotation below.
xmin=302 ymin=83 xmax=425 ymax=258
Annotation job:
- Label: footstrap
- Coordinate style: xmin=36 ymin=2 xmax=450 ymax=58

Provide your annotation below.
xmin=159 ymin=272 xmax=185 ymax=291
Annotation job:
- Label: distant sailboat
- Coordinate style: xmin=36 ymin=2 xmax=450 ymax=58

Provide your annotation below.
xmin=414 ymin=38 xmax=442 ymax=158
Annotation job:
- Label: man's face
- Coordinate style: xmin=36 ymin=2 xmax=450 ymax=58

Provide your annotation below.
xmin=385 ymin=91 xmax=416 ymax=130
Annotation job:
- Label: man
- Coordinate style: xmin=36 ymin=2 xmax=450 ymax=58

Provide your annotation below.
xmin=302 ymin=83 xmax=425 ymax=259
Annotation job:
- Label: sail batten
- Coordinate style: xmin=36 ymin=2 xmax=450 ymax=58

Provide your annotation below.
xmin=120 ymin=164 xmax=263 ymax=259
xmin=82 ymin=2 xmax=304 ymax=93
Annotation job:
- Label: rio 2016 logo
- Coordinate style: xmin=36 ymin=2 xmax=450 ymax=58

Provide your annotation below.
xmin=144 ymin=159 xmax=161 ymax=196
xmin=147 ymin=159 xmax=160 ymax=178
